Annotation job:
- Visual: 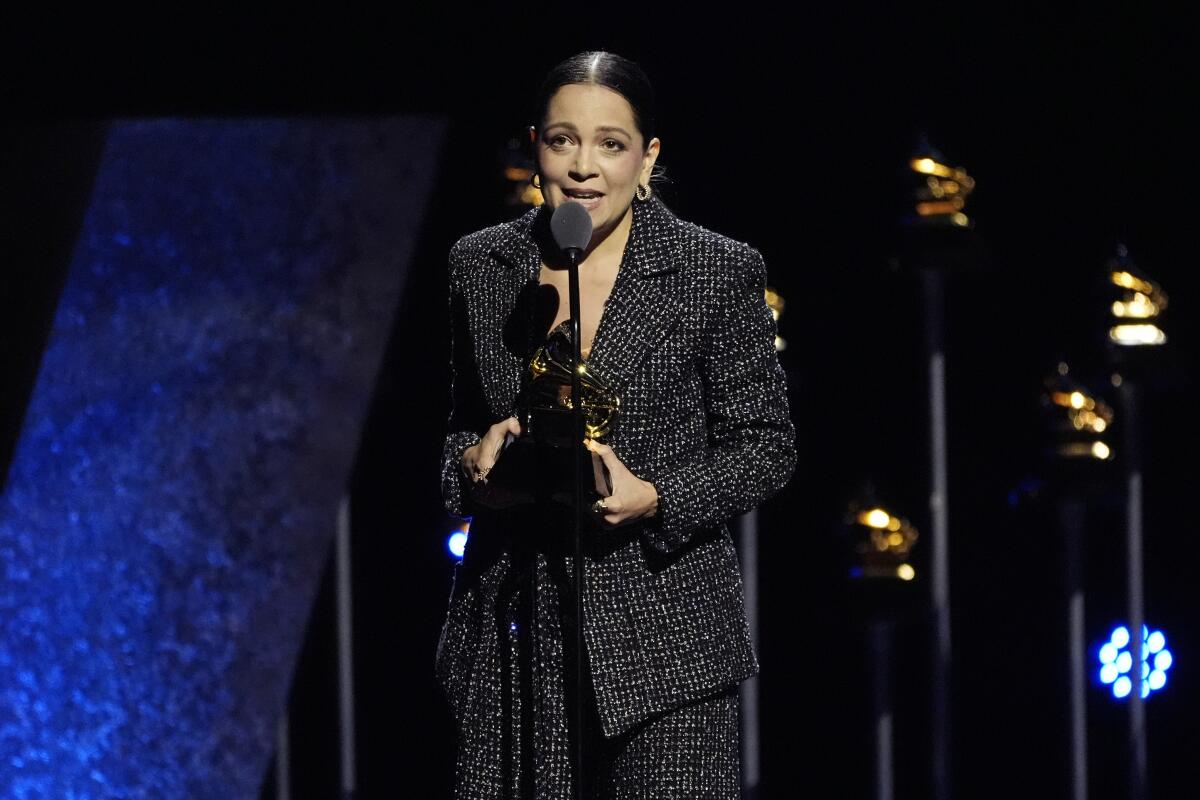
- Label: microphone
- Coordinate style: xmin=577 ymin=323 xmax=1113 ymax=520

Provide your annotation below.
xmin=550 ymin=201 xmax=593 ymax=260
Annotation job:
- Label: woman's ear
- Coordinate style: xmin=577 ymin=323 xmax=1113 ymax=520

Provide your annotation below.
xmin=642 ymin=137 xmax=661 ymax=184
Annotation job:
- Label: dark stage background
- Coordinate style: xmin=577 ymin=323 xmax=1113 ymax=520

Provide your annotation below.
xmin=3 ymin=5 xmax=1197 ymax=799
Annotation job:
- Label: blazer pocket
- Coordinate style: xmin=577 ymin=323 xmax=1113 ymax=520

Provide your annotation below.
xmin=631 ymin=532 xmax=756 ymax=709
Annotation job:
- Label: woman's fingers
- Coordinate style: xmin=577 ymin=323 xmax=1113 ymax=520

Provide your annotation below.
xmin=464 ymin=418 xmax=522 ymax=485
xmin=463 ymin=458 xmax=488 ymax=484
xmin=590 ymin=495 xmax=622 ymax=513
xmin=460 ymin=444 xmax=478 ymax=479
xmin=461 ymin=441 xmax=492 ymax=484
xmin=481 ymin=417 xmax=521 ymax=468
xmin=583 ymin=439 xmax=659 ymax=528
xmin=585 ymin=440 xmax=628 ymax=526
xmin=489 ymin=418 xmax=521 ymax=460
xmin=584 ymin=439 xmax=625 ymax=476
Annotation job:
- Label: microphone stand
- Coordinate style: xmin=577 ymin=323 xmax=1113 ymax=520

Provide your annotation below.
xmin=566 ymin=244 xmax=587 ymax=800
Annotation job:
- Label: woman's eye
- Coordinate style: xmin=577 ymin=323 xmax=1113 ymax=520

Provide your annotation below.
xmin=547 ymin=134 xmax=571 ymax=148
xmin=601 ymin=139 xmax=625 ymax=151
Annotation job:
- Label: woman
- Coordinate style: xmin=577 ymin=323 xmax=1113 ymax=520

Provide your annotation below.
xmin=437 ymin=51 xmax=795 ymax=799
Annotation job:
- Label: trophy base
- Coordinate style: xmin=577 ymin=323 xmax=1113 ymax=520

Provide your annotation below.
xmin=517 ymin=405 xmax=579 ymax=449
xmin=483 ymin=433 xmax=612 ymax=509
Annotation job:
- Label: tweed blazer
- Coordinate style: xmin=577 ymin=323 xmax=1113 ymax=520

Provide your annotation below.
xmin=438 ymin=194 xmax=796 ymax=739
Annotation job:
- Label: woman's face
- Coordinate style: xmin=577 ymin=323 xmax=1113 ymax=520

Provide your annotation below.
xmin=537 ymin=83 xmax=660 ymax=244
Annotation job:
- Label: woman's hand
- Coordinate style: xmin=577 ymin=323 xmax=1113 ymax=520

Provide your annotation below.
xmin=584 ymin=438 xmax=659 ymax=528
xmin=461 ymin=417 xmax=523 ymax=508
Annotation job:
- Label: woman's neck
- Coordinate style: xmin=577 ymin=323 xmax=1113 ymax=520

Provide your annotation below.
xmin=580 ymin=204 xmax=633 ymax=267
xmin=536 ymin=202 xmax=634 ymax=271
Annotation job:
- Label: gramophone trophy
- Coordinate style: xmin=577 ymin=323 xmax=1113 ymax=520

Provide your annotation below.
xmin=482 ymin=320 xmax=619 ymax=508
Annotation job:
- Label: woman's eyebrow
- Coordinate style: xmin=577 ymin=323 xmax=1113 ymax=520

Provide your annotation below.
xmin=542 ymin=122 xmax=632 ymax=139
xmin=594 ymin=126 xmax=632 ymax=138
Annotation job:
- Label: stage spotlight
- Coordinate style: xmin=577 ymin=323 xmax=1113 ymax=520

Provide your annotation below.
xmin=1107 ymin=245 xmax=1167 ymax=347
xmin=1097 ymin=624 xmax=1173 ymax=699
xmin=446 ymin=524 xmax=469 ymax=560
xmin=1042 ymin=363 xmax=1114 ymax=461
xmin=1112 ymin=625 xmax=1130 ymax=648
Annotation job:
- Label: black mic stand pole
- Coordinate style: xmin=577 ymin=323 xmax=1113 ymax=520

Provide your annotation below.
xmin=567 ymin=245 xmax=587 ymax=800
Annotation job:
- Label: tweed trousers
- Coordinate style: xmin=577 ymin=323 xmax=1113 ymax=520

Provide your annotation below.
xmin=441 ymin=504 xmax=741 ymax=800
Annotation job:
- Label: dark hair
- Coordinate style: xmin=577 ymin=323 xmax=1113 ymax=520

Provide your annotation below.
xmin=533 ymin=51 xmax=658 ymax=146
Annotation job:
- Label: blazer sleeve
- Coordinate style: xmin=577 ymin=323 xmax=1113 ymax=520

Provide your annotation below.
xmin=440 ymin=241 xmax=488 ymax=519
xmin=641 ymin=245 xmax=796 ymax=553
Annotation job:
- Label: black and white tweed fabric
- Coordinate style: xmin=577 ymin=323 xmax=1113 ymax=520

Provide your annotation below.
xmin=436 ymin=195 xmax=795 ymax=798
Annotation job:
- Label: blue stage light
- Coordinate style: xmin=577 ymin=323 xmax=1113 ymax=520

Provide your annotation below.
xmin=1098 ymin=624 xmax=1173 ymax=700
xmin=1111 ymin=626 xmax=1130 ymax=648
xmin=447 ymin=530 xmax=469 ymax=560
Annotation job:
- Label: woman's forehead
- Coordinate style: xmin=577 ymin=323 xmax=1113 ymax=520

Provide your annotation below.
xmin=543 ymin=84 xmax=637 ymax=129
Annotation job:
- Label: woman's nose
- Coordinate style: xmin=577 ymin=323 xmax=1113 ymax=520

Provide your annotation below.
xmin=570 ymin=147 xmax=596 ymax=178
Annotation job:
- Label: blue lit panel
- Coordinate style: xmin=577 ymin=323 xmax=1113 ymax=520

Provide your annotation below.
xmin=0 ymin=118 xmax=443 ymax=798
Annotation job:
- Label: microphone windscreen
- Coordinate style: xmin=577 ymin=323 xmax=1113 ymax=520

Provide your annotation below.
xmin=550 ymin=201 xmax=593 ymax=253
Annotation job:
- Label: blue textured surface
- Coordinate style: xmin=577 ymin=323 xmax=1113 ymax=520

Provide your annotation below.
xmin=0 ymin=118 xmax=443 ymax=798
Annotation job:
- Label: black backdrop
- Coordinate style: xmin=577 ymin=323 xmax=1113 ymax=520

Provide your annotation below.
xmin=5 ymin=5 xmax=1197 ymax=798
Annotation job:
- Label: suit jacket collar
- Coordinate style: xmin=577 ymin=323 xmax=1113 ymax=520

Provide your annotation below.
xmin=487 ymin=195 xmax=685 ymax=281
xmin=485 ymin=196 xmax=687 ymax=400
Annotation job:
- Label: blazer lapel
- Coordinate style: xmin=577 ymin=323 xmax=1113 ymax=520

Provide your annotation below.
xmin=465 ymin=208 xmax=540 ymax=417
xmin=489 ymin=206 xmax=542 ymax=283
xmin=586 ymin=197 xmax=684 ymax=395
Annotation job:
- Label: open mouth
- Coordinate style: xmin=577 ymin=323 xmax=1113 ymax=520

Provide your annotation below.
xmin=563 ymin=189 xmax=604 ymax=204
